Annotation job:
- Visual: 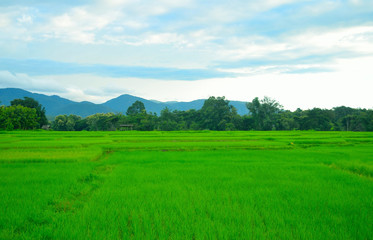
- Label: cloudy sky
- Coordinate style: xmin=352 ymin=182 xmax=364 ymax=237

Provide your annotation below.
xmin=0 ymin=0 xmax=372 ymax=110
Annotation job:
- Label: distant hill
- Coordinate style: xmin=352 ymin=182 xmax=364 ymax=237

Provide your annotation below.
xmin=165 ymin=99 xmax=205 ymax=111
xmin=102 ymin=94 xmax=168 ymax=115
xmin=59 ymin=102 xmax=114 ymax=117
xmin=104 ymin=96 xmax=248 ymax=115
xmin=0 ymin=88 xmax=114 ymax=117
xmin=0 ymin=88 xmax=248 ymax=117
xmin=0 ymin=88 xmax=73 ymax=112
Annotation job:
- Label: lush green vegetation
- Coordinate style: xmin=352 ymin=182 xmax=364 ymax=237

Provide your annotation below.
xmin=0 ymin=97 xmax=48 ymax=130
xmin=50 ymin=97 xmax=373 ymax=131
xmin=2 ymin=96 xmax=373 ymax=131
xmin=0 ymin=131 xmax=372 ymax=239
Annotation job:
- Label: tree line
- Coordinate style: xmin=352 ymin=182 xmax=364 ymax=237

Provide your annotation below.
xmin=1 ymin=96 xmax=372 ymax=131
xmin=0 ymin=97 xmax=48 ymax=130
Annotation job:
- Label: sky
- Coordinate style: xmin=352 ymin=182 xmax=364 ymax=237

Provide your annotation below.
xmin=0 ymin=0 xmax=372 ymax=110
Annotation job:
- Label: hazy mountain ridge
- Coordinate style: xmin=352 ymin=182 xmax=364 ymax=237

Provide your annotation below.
xmin=0 ymin=88 xmax=248 ymax=117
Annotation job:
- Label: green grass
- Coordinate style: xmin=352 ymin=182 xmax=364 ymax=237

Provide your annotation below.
xmin=0 ymin=131 xmax=372 ymax=239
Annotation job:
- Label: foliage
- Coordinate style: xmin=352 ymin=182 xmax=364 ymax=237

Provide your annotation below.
xmin=200 ymin=96 xmax=239 ymax=130
xmin=246 ymin=96 xmax=283 ymax=130
xmin=85 ymin=113 xmax=120 ymax=131
xmin=52 ymin=115 xmax=82 ymax=131
xmin=159 ymin=107 xmax=179 ymax=131
xmin=10 ymin=97 xmax=48 ymax=127
xmin=0 ymin=105 xmax=39 ymax=130
xmin=3 ymin=96 xmax=373 ymax=131
xmin=126 ymin=100 xmax=146 ymax=116
xmin=50 ymin=99 xmax=373 ymax=132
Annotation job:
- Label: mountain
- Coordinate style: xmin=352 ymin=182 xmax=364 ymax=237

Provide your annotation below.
xmin=0 ymin=88 xmax=248 ymax=117
xmin=0 ymin=88 xmax=114 ymax=117
xmin=102 ymin=95 xmax=248 ymax=115
xmin=0 ymin=88 xmax=74 ymax=115
xmin=230 ymin=100 xmax=249 ymax=115
xmin=165 ymin=99 xmax=205 ymax=111
xmin=102 ymin=94 xmax=168 ymax=114
xmin=164 ymin=99 xmax=247 ymax=115
xmin=58 ymin=102 xmax=113 ymax=117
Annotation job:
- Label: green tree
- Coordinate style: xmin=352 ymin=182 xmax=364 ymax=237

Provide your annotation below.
xmin=10 ymin=97 xmax=48 ymax=128
xmin=177 ymin=109 xmax=201 ymax=130
xmin=0 ymin=105 xmax=38 ymax=130
xmin=52 ymin=115 xmax=82 ymax=131
xmin=124 ymin=102 xmax=158 ymax=130
xmin=52 ymin=115 xmax=68 ymax=131
xmin=137 ymin=113 xmax=157 ymax=131
xmin=85 ymin=113 xmax=119 ymax=131
xmin=200 ymin=96 xmax=237 ymax=130
xmin=297 ymin=108 xmax=334 ymax=131
xmin=75 ymin=118 xmax=89 ymax=131
xmin=126 ymin=101 xmax=146 ymax=116
xmin=246 ymin=97 xmax=283 ymax=130
xmin=333 ymin=106 xmax=360 ymax=131
xmin=277 ymin=110 xmax=299 ymax=130
xmin=241 ymin=115 xmax=255 ymax=130
xmin=159 ymin=107 xmax=179 ymax=131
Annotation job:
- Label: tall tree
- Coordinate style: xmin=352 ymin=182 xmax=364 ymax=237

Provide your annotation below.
xmin=0 ymin=105 xmax=38 ymax=130
xmin=246 ymin=96 xmax=283 ymax=130
xmin=200 ymin=96 xmax=237 ymax=130
xmin=298 ymin=108 xmax=334 ymax=131
xmin=85 ymin=113 xmax=119 ymax=131
xmin=52 ymin=114 xmax=82 ymax=131
xmin=159 ymin=107 xmax=179 ymax=131
xmin=10 ymin=97 xmax=48 ymax=128
xmin=126 ymin=101 xmax=146 ymax=116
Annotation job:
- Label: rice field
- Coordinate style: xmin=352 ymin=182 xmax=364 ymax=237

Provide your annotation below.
xmin=0 ymin=131 xmax=372 ymax=239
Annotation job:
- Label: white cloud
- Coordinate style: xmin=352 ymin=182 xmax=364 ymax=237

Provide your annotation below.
xmin=349 ymin=0 xmax=362 ymax=5
xmin=191 ymin=0 xmax=300 ymax=25
xmin=291 ymin=26 xmax=373 ymax=53
xmin=0 ymin=7 xmax=41 ymax=42
xmin=35 ymin=0 xmax=195 ymax=44
xmin=0 ymin=13 xmax=11 ymax=28
xmin=0 ymin=0 xmax=304 ymax=46
xmin=17 ymin=14 xmax=33 ymax=24
xmin=143 ymin=33 xmax=186 ymax=45
xmin=44 ymin=7 xmax=119 ymax=43
xmin=298 ymin=1 xmax=339 ymax=16
xmin=1 ymin=0 xmax=373 ymax=110
xmin=1 ymin=53 xmax=372 ymax=110
xmin=23 ymin=55 xmax=371 ymax=110
xmin=211 ymin=25 xmax=373 ymax=67
xmin=100 ymin=0 xmax=133 ymax=7
xmin=0 ymin=71 xmax=66 ymax=93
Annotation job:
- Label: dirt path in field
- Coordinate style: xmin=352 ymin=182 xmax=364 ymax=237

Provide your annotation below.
xmin=54 ymin=150 xmax=116 ymax=213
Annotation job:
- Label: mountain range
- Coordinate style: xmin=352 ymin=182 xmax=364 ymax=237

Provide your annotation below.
xmin=0 ymin=88 xmax=248 ymax=117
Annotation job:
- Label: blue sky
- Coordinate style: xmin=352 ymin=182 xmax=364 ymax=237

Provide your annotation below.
xmin=0 ymin=0 xmax=372 ymax=109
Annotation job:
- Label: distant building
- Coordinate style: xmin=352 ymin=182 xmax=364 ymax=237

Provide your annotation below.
xmin=42 ymin=125 xmax=51 ymax=130
xmin=119 ymin=124 xmax=134 ymax=131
